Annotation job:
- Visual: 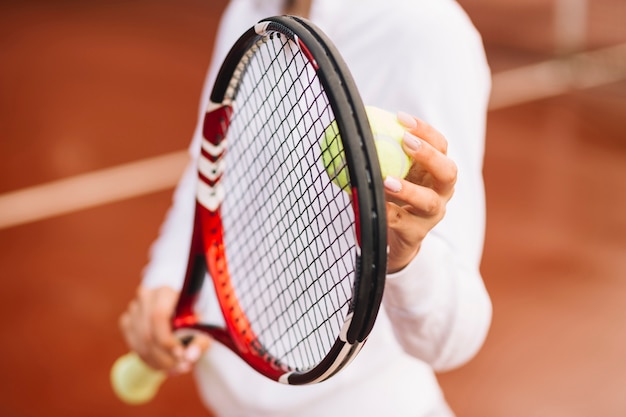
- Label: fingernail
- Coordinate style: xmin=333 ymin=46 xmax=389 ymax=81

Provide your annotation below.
xmin=403 ymin=132 xmax=422 ymax=152
xmin=185 ymin=345 xmax=202 ymax=362
xmin=175 ymin=361 xmax=192 ymax=374
xmin=384 ymin=176 xmax=402 ymax=193
xmin=397 ymin=111 xmax=417 ymax=129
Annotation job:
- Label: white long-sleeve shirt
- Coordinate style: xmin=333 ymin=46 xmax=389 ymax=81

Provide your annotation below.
xmin=142 ymin=0 xmax=492 ymax=415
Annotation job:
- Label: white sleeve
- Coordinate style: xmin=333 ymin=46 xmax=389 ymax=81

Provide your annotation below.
xmin=141 ymin=160 xmax=196 ymax=290
xmin=379 ymin=0 xmax=492 ymax=372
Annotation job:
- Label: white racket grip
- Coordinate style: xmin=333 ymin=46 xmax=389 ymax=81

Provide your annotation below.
xmin=110 ymin=352 xmax=167 ymax=405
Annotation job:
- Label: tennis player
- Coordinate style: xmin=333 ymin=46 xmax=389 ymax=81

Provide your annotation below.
xmin=120 ymin=0 xmax=492 ymax=415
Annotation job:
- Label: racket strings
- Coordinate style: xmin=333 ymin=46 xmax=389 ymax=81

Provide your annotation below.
xmin=219 ymin=33 xmax=359 ymax=371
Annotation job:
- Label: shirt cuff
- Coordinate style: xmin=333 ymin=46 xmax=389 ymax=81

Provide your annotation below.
xmin=384 ymin=233 xmax=450 ymax=311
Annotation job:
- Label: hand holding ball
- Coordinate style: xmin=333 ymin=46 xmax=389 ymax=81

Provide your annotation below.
xmin=321 ymin=106 xmax=411 ymax=191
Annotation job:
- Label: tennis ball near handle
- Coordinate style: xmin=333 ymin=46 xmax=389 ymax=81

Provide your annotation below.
xmin=111 ymin=352 xmax=166 ymax=405
xmin=321 ymin=106 xmax=411 ymax=191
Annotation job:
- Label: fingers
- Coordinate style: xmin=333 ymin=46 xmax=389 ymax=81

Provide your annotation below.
xmin=384 ymin=176 xmax=447 ymax=272
xmin=382 ymin=112 xmax=458 ymax=272
xmin=385 ymin=199 xmax=429 ymax=273
xmin=398 ymin=112 xmax=457 ymax=194
xmin=183 ymin=335 xmax=212 ymax=364
xmin=402 ymin=132 xmax=457 ymax=195
xmin=384 ymin=114 xmax=457 ymax=200
xmin=384 ymin=178 xmax=445 ymax=219
xmin=397 ymin=111 xmax=448 ymax=154
xmin=119 ymin=286 xmax=199 ymax=374
xmin=151 ymin=289 xmax=182 ymax=354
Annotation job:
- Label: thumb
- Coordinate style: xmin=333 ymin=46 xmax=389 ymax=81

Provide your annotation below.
xmin=170 ymin=334 xmax=212 ymax=376
xmin=183 ymin=334 xmax=212 ymax=363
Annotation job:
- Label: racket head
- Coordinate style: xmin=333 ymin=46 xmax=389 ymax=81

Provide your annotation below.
xmin=175 ymin=16 xmax=387 ymax=385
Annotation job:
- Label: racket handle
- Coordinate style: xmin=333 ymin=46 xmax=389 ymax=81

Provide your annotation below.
xmin=110 ymin=352 xmax=167 ymax=405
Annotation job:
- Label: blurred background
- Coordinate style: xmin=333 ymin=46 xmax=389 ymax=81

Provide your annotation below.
xmin=1 ymin=0 xmax=625 ymax=416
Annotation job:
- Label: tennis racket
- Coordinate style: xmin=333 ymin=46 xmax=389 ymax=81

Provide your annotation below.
xmin=111 ymin=15 xmax=387 ymax=404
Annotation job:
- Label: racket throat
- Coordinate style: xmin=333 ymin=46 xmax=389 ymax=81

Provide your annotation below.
xmin=173 ymin=255 xmax=207 ymax=329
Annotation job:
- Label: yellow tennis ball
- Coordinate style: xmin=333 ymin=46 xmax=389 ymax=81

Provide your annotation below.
xmin=320 ymin=120 xmax=350 ymax=191
xmin=320 ymin=106 xmax=410 ymax=191
xmin=366 ymin=106 xmax=411 ymax=180
xmin=111 ymin=352 xmax=166 ymax=405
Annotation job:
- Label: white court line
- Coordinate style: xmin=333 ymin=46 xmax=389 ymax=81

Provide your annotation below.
xmin=1 ymin=43 xmax=625 ymax=230
xmin=490 ymin=42 xmax=626 ymax=110
xmin=0 ymin=151 xmax=189 ymax=229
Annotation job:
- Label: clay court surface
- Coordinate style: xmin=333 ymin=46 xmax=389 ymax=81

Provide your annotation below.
xmin=1 ymin=1 xmax=625 ymax=416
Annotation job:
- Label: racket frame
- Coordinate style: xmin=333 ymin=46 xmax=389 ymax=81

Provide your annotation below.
xmin=172 ymin=15 xmax=388 ymax=385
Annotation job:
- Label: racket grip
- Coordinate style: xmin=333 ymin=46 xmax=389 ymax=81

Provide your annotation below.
xmin=110 ymin=352 xmax=167 ymax=405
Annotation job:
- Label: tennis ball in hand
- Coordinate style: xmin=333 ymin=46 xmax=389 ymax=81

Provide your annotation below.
xmin=320 ymin=106 xmax=411 ymax=191
xmin=366 ymin=106 xmax=411 ymax=179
